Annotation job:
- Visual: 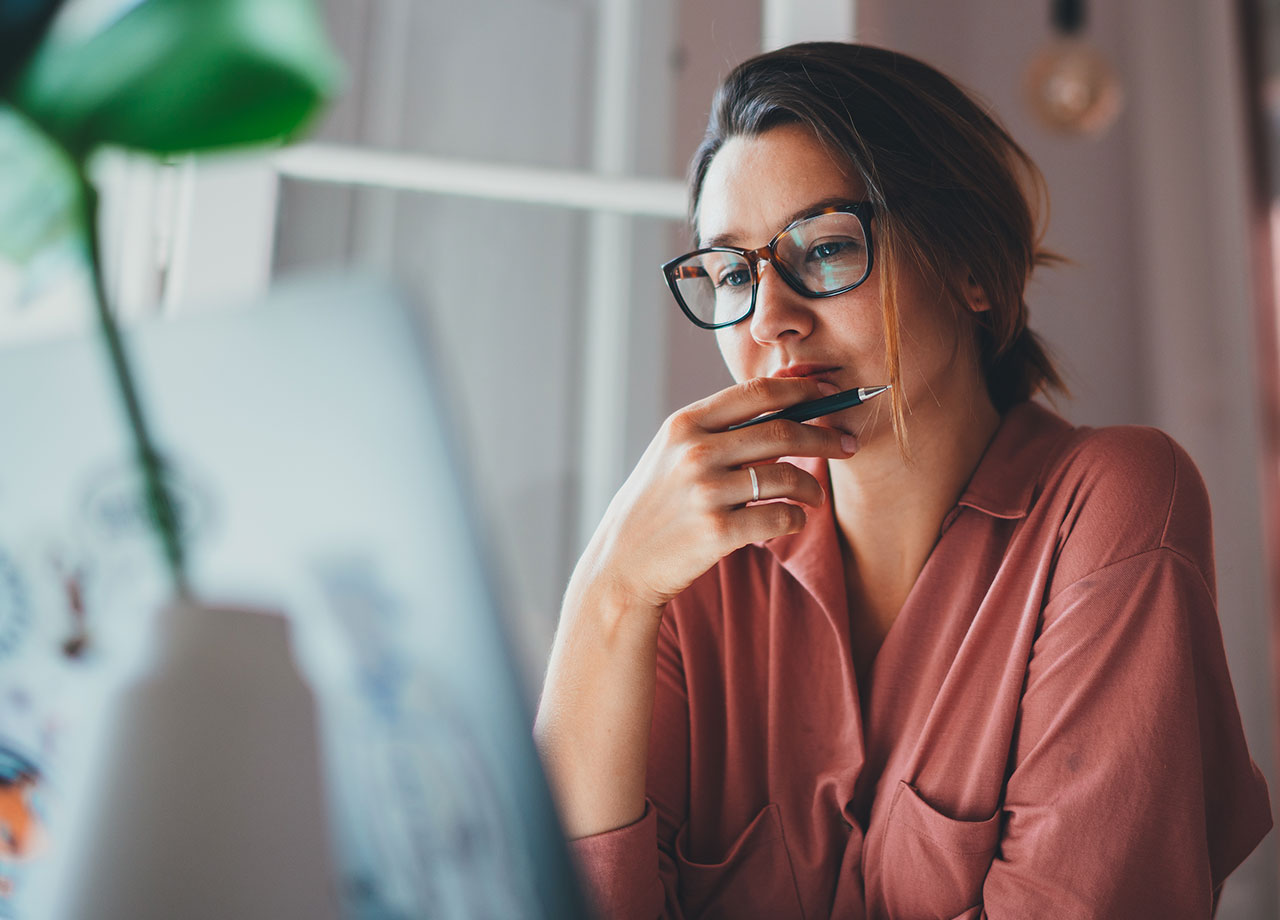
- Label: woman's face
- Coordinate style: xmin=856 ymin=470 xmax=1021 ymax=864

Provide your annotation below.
xmin=697 ymin=123 xmax=986 ymax=442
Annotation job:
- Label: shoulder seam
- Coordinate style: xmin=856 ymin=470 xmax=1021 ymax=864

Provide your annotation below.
xmin=1048 ymin=544 xmax=1214 ymax=608
xmin=1157 ymin=429 xmax=1178 ymax=550
xmin=1049 ymin=424 xmax=1182 ymax=558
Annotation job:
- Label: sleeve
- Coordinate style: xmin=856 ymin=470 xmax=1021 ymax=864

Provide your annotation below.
xmin=979 ymin=546 xmax=1272 ymax=918
xmin=569 ymin=603 xmax=692 ymax=920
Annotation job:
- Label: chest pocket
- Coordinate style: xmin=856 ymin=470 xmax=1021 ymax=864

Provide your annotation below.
xmin=875 ymin=781 xmax=1001 ymax=919
xmin=674 ymin=803 xmax=805 ymax=920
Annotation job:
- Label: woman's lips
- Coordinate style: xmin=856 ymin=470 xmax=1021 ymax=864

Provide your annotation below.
xmin=772 ymin=364 xmax=842 ymax=383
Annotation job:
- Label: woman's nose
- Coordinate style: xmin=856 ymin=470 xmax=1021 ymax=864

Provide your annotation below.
xmin=748 ymin=259 xmax=814 ymax=344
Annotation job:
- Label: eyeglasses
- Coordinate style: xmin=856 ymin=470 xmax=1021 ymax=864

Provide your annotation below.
xmin=661 ymin=202 xmax=875 ymax=330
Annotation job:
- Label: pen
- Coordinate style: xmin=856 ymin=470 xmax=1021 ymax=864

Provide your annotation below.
xmin=727 ymin=385 xmax=891 ymax=431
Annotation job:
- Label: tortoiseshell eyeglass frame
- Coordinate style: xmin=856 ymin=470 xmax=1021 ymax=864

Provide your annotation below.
xmin=660 ymin=201 xmax=876 ymax=330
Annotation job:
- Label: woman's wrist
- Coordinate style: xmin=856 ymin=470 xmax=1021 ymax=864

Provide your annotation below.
xmin=561 ymin=574 xmax=666 ymax=655
xmin=563 ymin=538 xmax=667 ymax=630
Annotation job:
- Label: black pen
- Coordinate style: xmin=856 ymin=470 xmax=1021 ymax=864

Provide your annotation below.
xmin=727 ymin=385 xmax=891 ymax=431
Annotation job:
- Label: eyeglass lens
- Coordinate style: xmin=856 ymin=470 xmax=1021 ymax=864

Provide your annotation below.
xmin=669 ymin=210 xmax=869 ymax=327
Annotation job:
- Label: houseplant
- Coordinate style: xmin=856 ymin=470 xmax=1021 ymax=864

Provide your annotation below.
xmin=0 ymin=2 xmax=342 ymax=915
xmin=2 ymin=0 xmax=340 ymax=594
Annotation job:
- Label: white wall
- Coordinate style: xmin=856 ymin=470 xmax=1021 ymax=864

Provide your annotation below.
xmin=271 ymin=0 xmax=682 ymax=693
xmin=273 ymin=0 xmax=595 ymax=690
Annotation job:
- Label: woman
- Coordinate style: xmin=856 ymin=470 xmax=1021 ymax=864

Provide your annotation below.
xmin=534 ymin=43 xmax=1272 ymax=919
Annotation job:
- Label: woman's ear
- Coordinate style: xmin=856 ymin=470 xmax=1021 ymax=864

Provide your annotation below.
xmin=964 ymin=274 xmax=992 ymax=313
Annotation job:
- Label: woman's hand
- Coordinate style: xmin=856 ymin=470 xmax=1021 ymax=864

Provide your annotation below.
xmin=573 ymin=376 xmax=859 ymax=614
xmin=538 ymin=376 xmax=856 ymax=838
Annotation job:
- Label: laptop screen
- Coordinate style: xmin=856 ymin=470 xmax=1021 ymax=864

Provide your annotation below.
xmin=0 ymin=273 xmax=589 ymax=918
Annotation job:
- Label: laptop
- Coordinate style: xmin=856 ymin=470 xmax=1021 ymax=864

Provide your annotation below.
xmin=0 ymin=273 xmax=590 ymax=919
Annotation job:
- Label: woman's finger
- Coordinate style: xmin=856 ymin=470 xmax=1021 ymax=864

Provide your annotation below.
xmin=719 ymin=462 xmax=826 ymax=508
xmin=719 ymin=419 xmax=858 ymax=468
xmin=714 ymin=498 xmax=810 ymax=546
xmin=693 ymin=376 xmax=838 ymax=432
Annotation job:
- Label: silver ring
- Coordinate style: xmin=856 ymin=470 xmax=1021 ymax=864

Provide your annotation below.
xmin=748 ymin=466 xmax=760 ymax=503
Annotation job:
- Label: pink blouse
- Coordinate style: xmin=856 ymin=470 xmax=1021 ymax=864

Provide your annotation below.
xmin=571 ymin=402 xmax=1272 ymax=919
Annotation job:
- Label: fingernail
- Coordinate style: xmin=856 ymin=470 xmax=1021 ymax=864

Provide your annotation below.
xmin=818 ymin=382 xmax=838 ymax=396
xmin=841 ymin=434 xmax=858 ymax=453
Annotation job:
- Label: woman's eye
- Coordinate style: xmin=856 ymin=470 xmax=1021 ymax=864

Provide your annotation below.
xmin=807 ymin=239 xmax=857 ymax=262
xmin=715 ymin=268 xmax=752 ymax=288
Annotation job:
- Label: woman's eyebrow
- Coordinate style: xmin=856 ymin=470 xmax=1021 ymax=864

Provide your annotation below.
xmin=782 ymin=196 xmax=857 ymax=225
xmin=698 ymin=196 xmax=858 ymax=249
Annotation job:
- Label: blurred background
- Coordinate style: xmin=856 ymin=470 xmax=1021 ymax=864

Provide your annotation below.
xmin=2 ymin=0 xmax=1278 ymax=915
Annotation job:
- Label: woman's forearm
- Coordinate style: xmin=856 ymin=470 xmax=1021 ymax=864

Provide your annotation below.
xmin=534 ymin=573 xmax=664 ymax=840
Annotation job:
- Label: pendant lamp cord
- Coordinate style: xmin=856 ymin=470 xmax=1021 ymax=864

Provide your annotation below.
xmin=1052 ymin=0 xmax=1085 ymax=34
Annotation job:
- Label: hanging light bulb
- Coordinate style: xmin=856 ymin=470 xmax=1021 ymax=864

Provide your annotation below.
xmin=1024 ymin=0 xmax=1123 ymax=136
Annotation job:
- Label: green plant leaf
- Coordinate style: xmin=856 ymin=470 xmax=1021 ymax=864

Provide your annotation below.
xmin=0 ymin=103 xmax=81 ymax=263
xmin=12 ymin=0 xmax=341 ymax=157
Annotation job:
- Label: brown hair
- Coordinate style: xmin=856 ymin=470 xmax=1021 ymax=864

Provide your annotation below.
xmin=690 ymin=42 xmax=1066 ymax=438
